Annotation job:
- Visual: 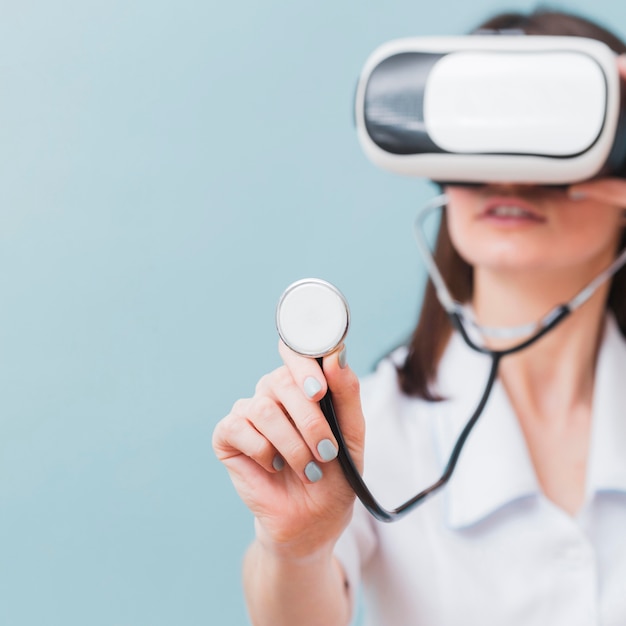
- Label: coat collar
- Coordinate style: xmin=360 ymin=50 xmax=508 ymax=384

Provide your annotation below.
xmin=432 ymin=315 xmax=626 ymax=530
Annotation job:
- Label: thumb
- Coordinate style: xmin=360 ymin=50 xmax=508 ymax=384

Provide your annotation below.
xmin=618 ymin=53 xmax=626 ymax=79
xmin=321 ymin=346 xmax=365 ymax=473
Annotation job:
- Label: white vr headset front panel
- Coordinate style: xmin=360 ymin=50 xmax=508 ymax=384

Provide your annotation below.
xmin=425 ymin=51 xmax=606 ymax=156
xmin=355 ymin=36 xmax=625 ymax=184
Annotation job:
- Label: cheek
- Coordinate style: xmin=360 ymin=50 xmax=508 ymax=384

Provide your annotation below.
xmin=557 ymin=207 xmax=624 ymax=259
xmin=445 ymin=196 xmax=500 ymax=267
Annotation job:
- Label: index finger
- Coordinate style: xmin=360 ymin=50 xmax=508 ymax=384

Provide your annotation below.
xmin=278 ymin=339 xmax=328 ymax=402
xmin=277 ymin=339 xmax=343 ymax=467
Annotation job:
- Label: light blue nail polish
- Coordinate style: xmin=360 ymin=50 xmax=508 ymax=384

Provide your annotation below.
xmin=338 ymin=346 xmax=347 ymax=369
xmin=569 ymin=190 xmax=587 ymax=201
xmin=304 ymin=376 xmax=322 ymax=399
xmin=305 ymin=461 xmax=323 ymax=483
xmin=272 ymin=455 xmax=284 ymax=471
xmin=317 ymin=439 xmax=338 ymax=462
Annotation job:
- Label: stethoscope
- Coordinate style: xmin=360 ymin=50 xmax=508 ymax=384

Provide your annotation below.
xmin=276 ymin=194 xmax=626 ymax=523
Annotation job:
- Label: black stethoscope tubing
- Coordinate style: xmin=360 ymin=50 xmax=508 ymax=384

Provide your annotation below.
xmin=318 ymin=305 xmax=571 ymax=523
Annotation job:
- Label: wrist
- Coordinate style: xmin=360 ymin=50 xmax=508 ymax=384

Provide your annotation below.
xmin=253 ymin=518 xmax=339 ymax=565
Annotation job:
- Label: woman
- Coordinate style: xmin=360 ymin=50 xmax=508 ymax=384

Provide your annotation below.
xmin=213 ymin=9 xmax=626 ymax=625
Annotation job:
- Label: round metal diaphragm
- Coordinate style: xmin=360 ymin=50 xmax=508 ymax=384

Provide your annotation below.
xmin=276 ymin=279 xmax=350 ymax=358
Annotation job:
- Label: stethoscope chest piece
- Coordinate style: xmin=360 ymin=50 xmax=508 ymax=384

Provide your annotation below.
xmin=276 ymin=278 xmax=350 ymax=358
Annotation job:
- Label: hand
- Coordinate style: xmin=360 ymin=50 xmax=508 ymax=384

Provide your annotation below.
xmin=212 ymin=343 xmax=365 ymax=559
xmin=568 ymin=54 xmax=626 ymax=207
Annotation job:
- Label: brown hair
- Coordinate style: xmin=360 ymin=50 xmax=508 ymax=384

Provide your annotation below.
xmin=397 ymin=8 xmax=626 ymax=400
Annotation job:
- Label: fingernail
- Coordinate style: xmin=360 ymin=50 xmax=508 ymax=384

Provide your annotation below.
xmin=317 ymin=438 xmax=338 ymax=461
xmin=272 ymin=455 xmax=284 ymax=471
xmin=569 ymin=189 xmax=587 ymax=201
xmin=338 ymin=346 xmax=347 ymax=369
xmin=303 ymin=376 xmax=322 ymax=399
xmin=304 ymin=461 xmax=323 ymax=483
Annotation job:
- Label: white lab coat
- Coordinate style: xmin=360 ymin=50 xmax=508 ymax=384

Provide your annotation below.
xmin=335 ymin=314 xmax=626 ymax=626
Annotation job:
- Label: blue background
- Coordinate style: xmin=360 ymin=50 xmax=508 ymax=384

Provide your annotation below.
xmin=0 ymin=1 xmax=624 ymax=625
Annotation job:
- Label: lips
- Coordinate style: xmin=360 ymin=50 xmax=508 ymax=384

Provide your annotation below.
xmin=481 ymin=197 xmax=546 ymax=222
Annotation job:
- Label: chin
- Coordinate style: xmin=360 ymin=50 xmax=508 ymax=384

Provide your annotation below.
xmin=465 ymin=251 xmax=551 ymax=273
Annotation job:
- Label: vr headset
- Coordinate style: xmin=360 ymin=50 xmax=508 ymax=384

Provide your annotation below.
xmin=354 ymin=36 xmax=626 ymax=184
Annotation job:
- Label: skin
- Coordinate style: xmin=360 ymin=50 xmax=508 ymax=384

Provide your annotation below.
xmin=212 ymin=54 xmax=626 ymax=626
xmin=445 ymin=183 xmax=625 ymax=514
xmin=213 ymin=345 xmax=361 ymax=626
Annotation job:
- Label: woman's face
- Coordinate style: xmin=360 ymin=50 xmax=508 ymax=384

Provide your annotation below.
xmin=444 ymin=184 xmax=625 ymax=278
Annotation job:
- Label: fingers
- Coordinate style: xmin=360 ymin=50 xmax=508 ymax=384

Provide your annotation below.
xmin=213 ymin=398 xmax=282 ymax=475
xmin=568 ymin=178 xmax=626 ymax=207
xmin=251 ymin=394 xmax=332 ymax=482
xmin=258 ymin=360 xmax=340 ymax=459
xmin=274 ymin=341 xmax=365 ymax=470
xmin=214 ymin=342 xmax=365 ymax=489
xmin=215 ymin=395 xmax=327 ymax=484
xmin=215 ymin=359 xmax=341 ymax=485
xmin=278 ymin=339 xmax=328 ymax=400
